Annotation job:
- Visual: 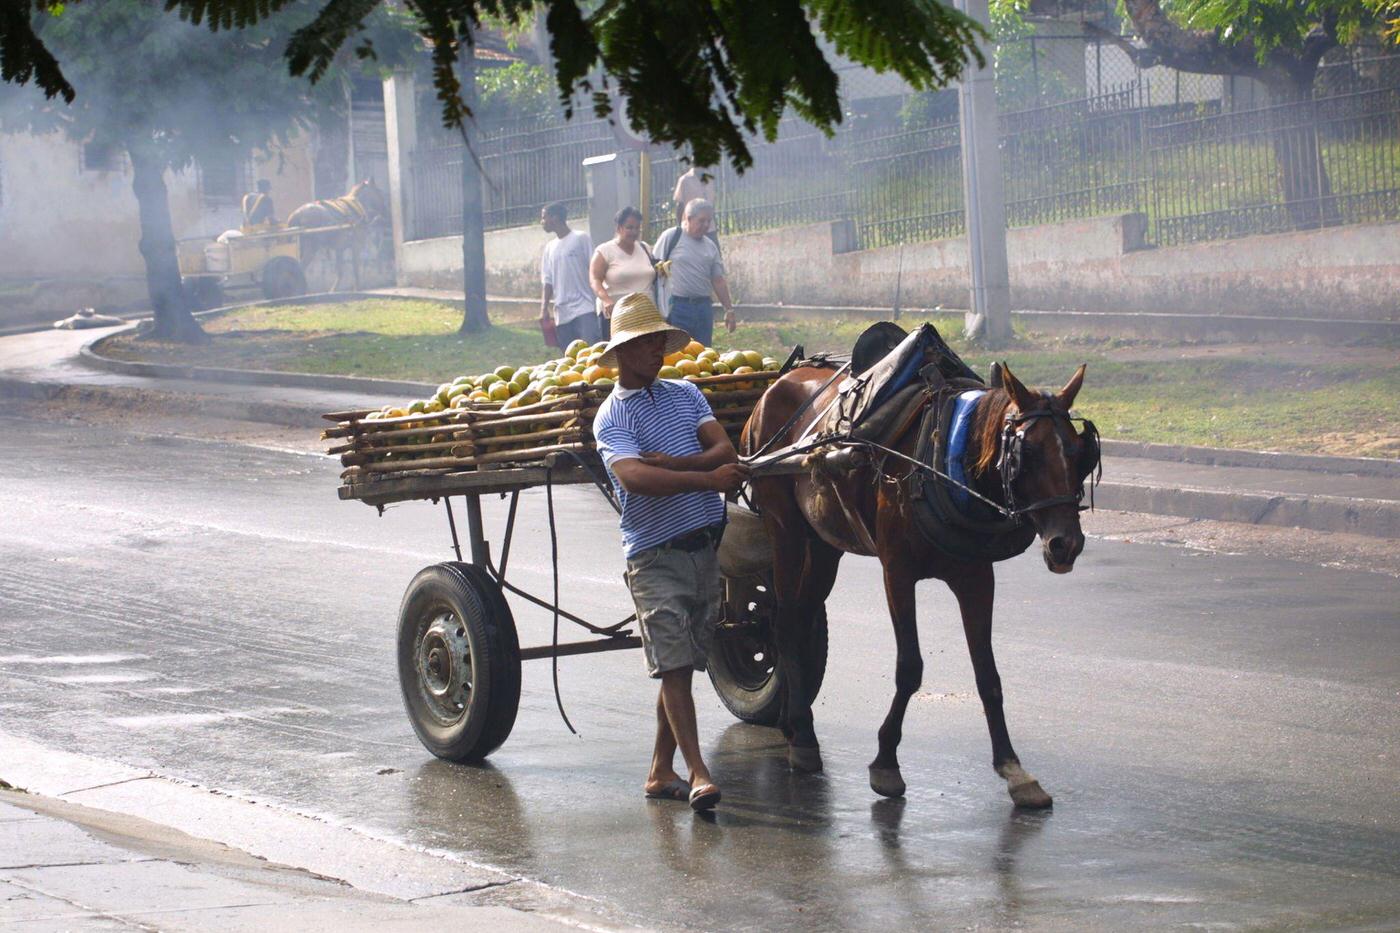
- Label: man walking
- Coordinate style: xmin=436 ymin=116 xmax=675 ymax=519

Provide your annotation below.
xmin=539 ymin=202 xmax=598 ymax=349
xmin=653 ymin=199 xmax=735 ymax=346
xmin=593 ymin=292 xmax=749 ymax=811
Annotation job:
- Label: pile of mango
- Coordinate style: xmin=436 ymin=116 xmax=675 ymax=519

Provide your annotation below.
xmin=361 ymin=339 xmax=781 ymax=422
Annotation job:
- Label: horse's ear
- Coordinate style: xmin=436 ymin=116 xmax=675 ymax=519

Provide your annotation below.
xmin=988 ymin=361 xmax=1004 ymax=389
xmin=1056 ymin=363 xmax=1087 ymax=409
xmin=1001 ymin=363 xmax=1037 ymax=411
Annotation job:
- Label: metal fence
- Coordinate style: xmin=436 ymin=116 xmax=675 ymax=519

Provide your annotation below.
xmin=409 ymin=117 xmax=616 ymax=240
xmin=642 ymin=122 xmax=851 ymax=242
xmin=406 ymin=47 xmax=1400 ymax=252
xmin=1148 ymin=86 xmax=1400 ymax=246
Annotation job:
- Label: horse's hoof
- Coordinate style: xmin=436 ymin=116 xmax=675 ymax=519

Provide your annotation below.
xmin=868 ymin=766 xmax=906 ymax=798
xmin=1009 ymin=780 xmax=1053 ymax=810
xmin=788 ymin=744 xmax=823 ymax=773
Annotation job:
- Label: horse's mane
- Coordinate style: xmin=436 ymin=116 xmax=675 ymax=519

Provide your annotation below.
xmin=969 ymin=388 xmax=1013 ymax=477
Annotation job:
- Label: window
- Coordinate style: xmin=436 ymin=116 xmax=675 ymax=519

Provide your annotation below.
xmin=198 ymin=153 xmax=250 ymax=206
xmin=81 ymin=139 xmax=122 ymax=173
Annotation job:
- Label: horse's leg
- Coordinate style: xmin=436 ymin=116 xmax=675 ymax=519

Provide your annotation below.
xmin=948 ymin=564 xmax=1053 ymax=809
xmin=332 ymin=241 xmax=346 ymax=292
xmin=350 ymin=230 xmax=361 ymax=289
xmin=797 ymin=536 xmax=840 ymax=698
xmin=868 ymin=560 xmax=921 ymax=798
xmin=771 ymin=533 xmax=824 ymax=772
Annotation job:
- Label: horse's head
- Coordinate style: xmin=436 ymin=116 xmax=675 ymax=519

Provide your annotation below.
xmin=350 ymin=179 xmax=388 ymax=222
xmin=983 ymin=363 xmax=1099 ymax=574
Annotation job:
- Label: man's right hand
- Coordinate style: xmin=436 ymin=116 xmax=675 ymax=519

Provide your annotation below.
xmin=707 ymin=462 xmax=751 ymax=493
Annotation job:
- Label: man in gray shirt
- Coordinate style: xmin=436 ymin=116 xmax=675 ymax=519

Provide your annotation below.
xmin=654 ymin=199 xmax=735 ymax=346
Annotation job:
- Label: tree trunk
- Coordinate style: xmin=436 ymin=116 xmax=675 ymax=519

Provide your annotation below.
xmin=1266 ymin=78 xmax=1342 ymax=231
xmin=458 ymin=43 xmax=491 ymax=334
xmin=128 ymin=141 xmax=206 ymax=343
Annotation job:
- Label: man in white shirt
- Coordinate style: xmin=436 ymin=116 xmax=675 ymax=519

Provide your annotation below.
xmin=540 ymin=202 xmax=598 ymax=348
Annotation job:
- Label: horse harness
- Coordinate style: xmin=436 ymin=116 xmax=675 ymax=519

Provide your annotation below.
xmin=746 ymin=369 xmax=1103 ymax=564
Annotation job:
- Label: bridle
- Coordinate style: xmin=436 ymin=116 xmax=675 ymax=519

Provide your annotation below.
xmin=997 ymin=402 xmax=1102 ymax=517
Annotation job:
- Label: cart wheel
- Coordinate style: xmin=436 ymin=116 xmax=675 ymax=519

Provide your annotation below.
xmin=707 ymin=574 xmax=828 ymax=726
xmin=183 ymin=276 xmax=224 ymax=310
xmin=262 ymin=256 xmax=307 ymax=299
xmin=398 ymin=562 xmax=520 ymax=761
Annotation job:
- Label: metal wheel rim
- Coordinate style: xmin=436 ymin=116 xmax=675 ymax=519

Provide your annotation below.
xmin=719 ymin=576 xmax=777 ymax=692
xmin=719 ymin=629 xmax=777 ymax=692
xmin=415 ymin=610 xmax=473 ymax=726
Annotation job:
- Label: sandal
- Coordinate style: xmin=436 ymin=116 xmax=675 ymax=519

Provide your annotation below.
xmin=644 ymin=778 xmax=690 ymax=801
xmin=689 ymin=783 xmax=721 ymax=811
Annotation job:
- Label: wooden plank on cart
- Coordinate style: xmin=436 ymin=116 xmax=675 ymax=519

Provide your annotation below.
xmin=339 ymin=463 xmax=600 ymax=506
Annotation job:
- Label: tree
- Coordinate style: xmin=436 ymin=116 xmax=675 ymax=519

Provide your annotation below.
xmin=4 ymin=1 xmax=988 ymax=340
xmin=0 ymin=2 xmax=410 ymax=342
xmin=1085 ymin=0 xmax=1378 ymax=229
xmin=5 ymin=1 xmax=987 ymax=172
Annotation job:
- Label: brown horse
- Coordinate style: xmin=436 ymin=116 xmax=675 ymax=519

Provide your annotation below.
xmin=286 ymin=180 xmax=390 ymax=290
xmin=743 ymin=357 xmax=1095 ymax=808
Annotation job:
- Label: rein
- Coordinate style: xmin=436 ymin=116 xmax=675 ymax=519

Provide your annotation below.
xmin=745 ymin=389 xmax=1101 ymax=522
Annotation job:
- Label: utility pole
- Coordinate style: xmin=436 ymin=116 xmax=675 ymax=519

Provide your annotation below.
xmin=956 ymin=0 xmax=1013 ymax=346
xmin=458 ymin=41 xmax=491 ymax=334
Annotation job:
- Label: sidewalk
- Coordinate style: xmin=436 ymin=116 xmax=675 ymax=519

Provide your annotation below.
xmin=0 ymin=790 xmax=567 ymax=932
xmin=2 ymin=323 xmax=1396 ymax=539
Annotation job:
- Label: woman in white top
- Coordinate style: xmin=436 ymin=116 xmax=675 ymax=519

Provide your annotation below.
xmin=590 ymin=206 xmax=656 ymax=336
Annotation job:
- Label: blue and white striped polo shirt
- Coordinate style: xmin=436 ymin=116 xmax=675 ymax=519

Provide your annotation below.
xmin=594 ymin=379 xmax=726 ymax=558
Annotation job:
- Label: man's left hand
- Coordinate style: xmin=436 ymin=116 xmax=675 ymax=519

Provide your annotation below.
xmin=640 ymin=451 xmax=678 ymax=470
xmin=724 ymin=308 xmax=737 ymax=333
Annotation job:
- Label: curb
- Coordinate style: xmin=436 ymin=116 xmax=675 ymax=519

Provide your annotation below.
xmin=1099 ymin=440 xmax=1398 ymax=479
xmin=0 ymin=732 xmax=623 ymax=930
xmin=1095 ymin=479 xmax=1399 ymax=540
xmin=77 ymin=290 xmax=541 ymax=399
xmin=78 ymin=331 xmax=1398 ymax=480
xmin=0 ymin=375 xmax=329 ymax=429
xmin=5 ymin=373 xmax=1394 ymax=540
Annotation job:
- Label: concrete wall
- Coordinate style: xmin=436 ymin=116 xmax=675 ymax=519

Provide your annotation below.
xmin=720 ymin=215 xmax=1400 ymax=322
xmin=0 ymin=129 xmax=316 ymax=329
xmin=400 ymin=223 xmax=546 ymax=298
xmin=0 ymin=130 xmax=315 ymax=283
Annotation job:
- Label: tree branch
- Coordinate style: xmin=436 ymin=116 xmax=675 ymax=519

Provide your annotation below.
xmin=1118 ymin=0 xmax=1268 ymax=81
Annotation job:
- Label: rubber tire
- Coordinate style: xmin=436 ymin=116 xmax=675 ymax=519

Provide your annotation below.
xmin=261 ymin=256 xmax=308 ymax=299
xmin=707 ymin=588 xmax=828 ymax=727
xmin=397 ymin=562 xmax=521 ymax=761
xmin=183 ymin=276 xmax=224 ymax=311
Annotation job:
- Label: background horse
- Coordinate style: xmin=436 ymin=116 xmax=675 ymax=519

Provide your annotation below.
xmin=286 ymin=180 xmax=389 ymax=290
xmin=744 ymin=358 xmax=1095 ymax=808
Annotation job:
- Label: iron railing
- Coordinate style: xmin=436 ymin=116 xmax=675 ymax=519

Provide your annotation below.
xmin=1148 ymin=86 xmax=1400 ymax=246
xmin=409 ymin=117 xmax=616 ymax=239
xmin=404 ymin=53 xmax=1400 ymax=253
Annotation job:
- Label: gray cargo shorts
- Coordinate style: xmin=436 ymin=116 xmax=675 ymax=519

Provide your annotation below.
xmin=623 ymin=542 xmax=722 ymax=679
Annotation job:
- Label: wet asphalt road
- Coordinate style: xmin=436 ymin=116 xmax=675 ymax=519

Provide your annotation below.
xmin=1 ymin=414 xmax=1398 ymax=931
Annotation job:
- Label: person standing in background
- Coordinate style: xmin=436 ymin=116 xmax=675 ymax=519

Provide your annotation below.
xmin=590 ymin=206 xmax=656 ymax=340
xmin=539 ymin=202 xmax=598 ymax=349
xmin=672 ymin=165 xmax=715 ymax=228
xmin=652 ymin=199 xmax=735 ymax=347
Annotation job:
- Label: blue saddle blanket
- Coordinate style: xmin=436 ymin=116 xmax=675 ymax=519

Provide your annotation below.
xmin=945 ymin=390 xmax=987 ymax=511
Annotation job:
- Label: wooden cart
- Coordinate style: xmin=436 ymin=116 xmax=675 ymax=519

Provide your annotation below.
xmin=177 ymin=221 xmax=356 ymax=307
xmin=328 ymin=372 xmax=817 ymax=761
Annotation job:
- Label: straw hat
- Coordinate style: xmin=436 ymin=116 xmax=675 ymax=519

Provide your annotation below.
xmin=598 ymin=292 xmax=690 ymax=368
